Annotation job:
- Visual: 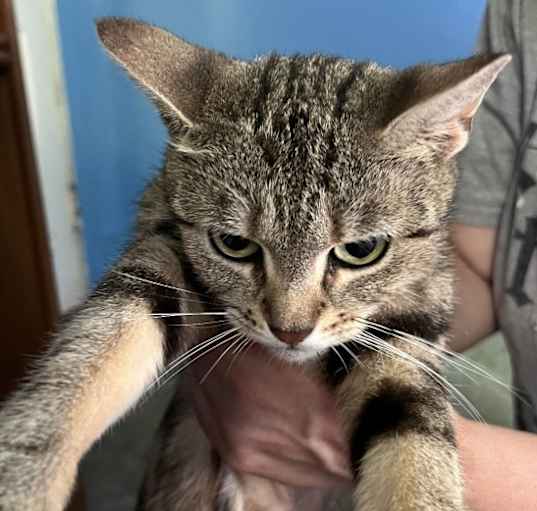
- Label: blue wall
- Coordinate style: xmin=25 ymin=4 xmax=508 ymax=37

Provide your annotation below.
xmin=57 ymin=0 xmax=487 ymax=285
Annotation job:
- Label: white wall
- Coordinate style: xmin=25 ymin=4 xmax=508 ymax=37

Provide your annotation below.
xmin=12 ymin=0 xmax=88 ymax=311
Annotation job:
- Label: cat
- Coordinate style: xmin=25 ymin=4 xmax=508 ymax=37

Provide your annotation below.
xmin=0 ymin=16 xmax=509 ymax=511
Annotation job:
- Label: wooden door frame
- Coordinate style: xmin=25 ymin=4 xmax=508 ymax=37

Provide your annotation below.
xmin=1 ymin=0 xmax=59 ymax=322
xmin=1 ymin=1 xmax=85 ymax=509
xmin=10 ymin=0 xmax=88 ymax=311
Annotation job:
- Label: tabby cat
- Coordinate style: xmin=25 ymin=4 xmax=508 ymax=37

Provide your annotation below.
xmin=0 ymin=17 xmax=509 ymax=511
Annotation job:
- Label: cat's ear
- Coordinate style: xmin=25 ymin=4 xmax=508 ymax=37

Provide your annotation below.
xmin=382 ymin=54 xmax=511 ymax=160
xmin=96 ymin=17 xmax=232 ymax=130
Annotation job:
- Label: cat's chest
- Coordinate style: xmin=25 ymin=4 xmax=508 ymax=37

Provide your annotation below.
xmin=222 ymin=470 xmax=353 ymax=511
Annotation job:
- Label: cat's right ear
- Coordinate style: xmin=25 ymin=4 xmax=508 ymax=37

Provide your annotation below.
xmin=96 ymin=17 xmax=232 ymax=130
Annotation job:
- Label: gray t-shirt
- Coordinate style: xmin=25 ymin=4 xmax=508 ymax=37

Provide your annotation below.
xmin=455 ymin=0 xmax=537 ymax=432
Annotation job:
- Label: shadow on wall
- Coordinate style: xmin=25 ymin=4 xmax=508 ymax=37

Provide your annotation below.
xmin=57 ymin=0 xmax=487 ymax=285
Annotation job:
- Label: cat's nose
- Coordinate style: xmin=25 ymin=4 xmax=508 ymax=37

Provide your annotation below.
xmin=269 ymin=326 xmax=313 ymax=346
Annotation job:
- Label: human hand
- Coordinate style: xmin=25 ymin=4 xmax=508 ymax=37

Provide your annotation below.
xmin=192 ymin=342 xmax=352 ymax=489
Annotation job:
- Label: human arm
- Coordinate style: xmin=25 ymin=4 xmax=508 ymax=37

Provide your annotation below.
xmin=449 ymin=223 xmax=497 ymax=352
xmin=456 ymin=414 xmax=537 ymax=510
xmin=448 ymin=223 xmax=537 ymax=509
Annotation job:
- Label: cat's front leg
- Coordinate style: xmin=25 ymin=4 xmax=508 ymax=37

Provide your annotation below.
xmin=0 ymin=235 xmax=186 ymax=511
xmin=337 ymin=338 xmax=465 ymax=511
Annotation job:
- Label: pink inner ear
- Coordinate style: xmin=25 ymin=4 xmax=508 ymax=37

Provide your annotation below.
xmin=460 ymin=93 xmax=482 ymax=124
xmin=442 ymin=119 xmax=470 ymax=160
xmin=441 ymin=94 xmax=482 ymax=159
xmin=460 ymin=116 xmax=473 ymax=132
xmin=382 ymin=55 xmax=511 ymax=162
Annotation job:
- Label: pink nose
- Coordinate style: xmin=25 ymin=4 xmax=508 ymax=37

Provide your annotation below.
xmin=269 ymin=326 xmax=313 ymax=346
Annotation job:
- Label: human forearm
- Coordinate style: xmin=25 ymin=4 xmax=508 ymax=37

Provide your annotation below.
xmin=449 ymin=253 xmax=496 ymax=352
xmin=449 ymin=224 xmax=497 ymax=353
xmin=455 ymin=414 xmax=537 ymax=510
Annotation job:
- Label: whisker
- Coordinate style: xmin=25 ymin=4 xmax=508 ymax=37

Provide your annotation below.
xmin=233 ymin=336 xmax=249 ymax=354
xmin=152 ymin=328 xmax=239 ymax=389
xmin=113 ymin=270 xmax=208 ymax=297
xmin=354 ymin=332 xmax=484 ymax=423
xmin=164 ymin=328 xmax=237 ymax=371
xmin=148 ymin=290 xmax=218 ymax=307
xmin=225 ymin=337 xmax=251 ymax=375
xmin=129 ymin=288 xmax=215 ymax=307
xmin=337 ymin=342 xmax=365 ymax=369
xmin=354 ymin=318 xmax=478 ymax=384
xmin=356 ymin=317 xmax=486 ymax=376
xmin=357 ymin=333 xmax=461 ymax=417
xmin=236 ymin=338 xmax=254 ymax=363
xmin=151 ymin=312 xmax=229 ymax=318
xmin=403 ymin=333 xmax=521 ymax=395
xmin=157 ymin=334 xmax=238 ymax=389
xmin=168 ymin=319 xmax=230 ymax=328
xmin=352 ymin=316 xmax=526 ymax=404
xmin=330 ymin=346 xmax=350 ymax=375
xmin=199 ymin=334 xmax=244 ymax=384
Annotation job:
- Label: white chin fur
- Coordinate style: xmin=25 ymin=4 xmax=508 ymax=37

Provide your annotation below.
xmin=245 ymin=330 xmax=328 ymax=364
xmin=269 ymin=344 xmax=325 ymax=364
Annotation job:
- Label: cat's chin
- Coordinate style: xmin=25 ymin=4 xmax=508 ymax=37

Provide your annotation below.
xmin=246 ymin=333 xmax=326 ymax=364
xmin=266 ymin=345 xmax=325 ymax=365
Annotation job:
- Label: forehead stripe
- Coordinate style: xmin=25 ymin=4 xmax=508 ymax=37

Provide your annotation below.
xmin=334 ymin=63 xmax=361 ymax=119
xmin=253 ymin=54 xmax=278 ymax=134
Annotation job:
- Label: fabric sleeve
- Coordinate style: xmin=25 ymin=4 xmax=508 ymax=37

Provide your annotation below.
xmin=453 ymin=0 xmax=523 ymax=228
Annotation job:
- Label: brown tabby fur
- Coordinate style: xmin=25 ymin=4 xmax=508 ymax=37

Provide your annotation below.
xmin=0 ymin=17 xmax=509 ymax=511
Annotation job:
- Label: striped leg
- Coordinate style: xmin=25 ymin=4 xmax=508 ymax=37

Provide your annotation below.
xmin=0 ymin=236 xmax=186 ymax=511
xmin=336 ymin=338 xmax=465 ymax=511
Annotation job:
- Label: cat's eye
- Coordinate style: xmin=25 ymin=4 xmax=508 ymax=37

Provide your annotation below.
xmin=211 ymin=233 xmax=260 ymax=260
xmin=332 ymin=237 xmax=388 ymax=267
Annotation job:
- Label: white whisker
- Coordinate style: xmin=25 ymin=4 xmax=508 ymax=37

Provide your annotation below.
xmin=337 ymin=342 xmax=364 ymax=369
xmin=354 ymin=331 xmax=484 ymax=423
xmin=158 ymin=334 xmax=237 ymax=389
xmin=151 ymin=312 xmax=229 ymax=318
xmin=163 ymin=328 xmax=238 ymax=374
xmin=151 ymin=328 xmax=238 ymax=390
xmin=199 ymin=334 xmax=244 ymax=384
xmin=330 ymin=346 xmax=350 ymax=375
xmin=225 ymin=337 xmax=251 ymax=375
xmin=352 ymin=316 xmax=526 ymax=404
xmin=113 ymin=270 xmax=208 ymax=297
xmin=168 ymin=320 xmax=230 ymax=328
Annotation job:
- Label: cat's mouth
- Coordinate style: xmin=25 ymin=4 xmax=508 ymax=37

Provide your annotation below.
xmin=226 ymin=308 xmax=331 ymax=363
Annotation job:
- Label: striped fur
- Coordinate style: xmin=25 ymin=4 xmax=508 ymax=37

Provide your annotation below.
xmin=0 ymin=17 xmax=509 ymax=511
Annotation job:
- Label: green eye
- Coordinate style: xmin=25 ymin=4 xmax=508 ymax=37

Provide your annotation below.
xmin=333 ymin=237 xmax=388 ymax=267
xmin=211 ymin=233 xmax=260 ymax=260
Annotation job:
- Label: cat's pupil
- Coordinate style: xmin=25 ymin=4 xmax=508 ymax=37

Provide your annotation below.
xmin=346 ymin=239 xmax=377 ymax=258
xmin=222 ymin=234 xmax=249 ymax=251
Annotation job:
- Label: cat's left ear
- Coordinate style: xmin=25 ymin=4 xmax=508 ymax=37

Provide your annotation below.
xmin=382 ymin=54 xmax=511 ymax=160
xmin=96 ymin=17 xmax=234 ymax=130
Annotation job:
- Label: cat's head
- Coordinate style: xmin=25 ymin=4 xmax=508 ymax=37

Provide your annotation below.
xmin=97 ymin=18 xmax=508 ymax=363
